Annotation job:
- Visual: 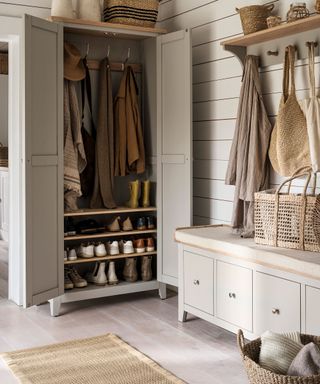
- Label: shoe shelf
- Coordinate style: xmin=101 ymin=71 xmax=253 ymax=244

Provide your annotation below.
xmin=64 ymin=206 xmax=157 ymax=217
xmin=64 ymin=251 xmax=157 ymax=265
xmin=58 ymin=280 xmax=160 ymax=306
xmin=64 ymin=229 xmax=157 ymax=242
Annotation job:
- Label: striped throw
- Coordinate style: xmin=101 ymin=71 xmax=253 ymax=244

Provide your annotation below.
xmin=259 ymin=331 xmax=303 ymax=375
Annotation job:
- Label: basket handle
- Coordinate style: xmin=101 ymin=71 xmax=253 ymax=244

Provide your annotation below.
xmin=237 ymin=329 xmax=246 ymax=356
xmin=265 ymin=3 xmax=275 ymax=12
xmin=276 ymin=170 xmax=313 ymax=197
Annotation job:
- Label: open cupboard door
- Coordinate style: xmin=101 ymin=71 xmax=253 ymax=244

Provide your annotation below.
xmin=24 ymin=15 xmax=64 ymax=307
xmin=157 ymin=29 xmax=192 ymax=287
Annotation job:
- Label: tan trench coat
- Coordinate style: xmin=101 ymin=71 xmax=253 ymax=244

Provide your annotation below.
xmin=114 ymin=66 xmax=145 ymax=176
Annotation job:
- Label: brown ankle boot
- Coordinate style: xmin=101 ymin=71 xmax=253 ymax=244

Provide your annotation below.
xmin=123 ymin=258 xmax=138 ymax=282
xmin=141 ymin=256 xmax=153 ymax=281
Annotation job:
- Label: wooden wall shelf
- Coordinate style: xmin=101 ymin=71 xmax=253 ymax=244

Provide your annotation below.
xmin=221 ymin=14 xmax=320 ymax=48
xmin=48 ymin=16 xmax=166 ymax=39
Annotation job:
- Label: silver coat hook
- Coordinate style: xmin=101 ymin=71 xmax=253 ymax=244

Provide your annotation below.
xmin=122 ymin=48 xmax=131 ymax=70
xmin=107 ymin=45 xmax=110 ymax=58
xmin=86 ymin=43 xmax=90 ymax=58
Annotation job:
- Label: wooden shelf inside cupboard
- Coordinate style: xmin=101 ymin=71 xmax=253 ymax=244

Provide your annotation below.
xmin=64 ymin=251 xmax=157 ymax=265
xmin=62 ymin=280 xmax=159 ymax=302
xmin=64 ymin=206 xmax=157 ymax=217
xmin=48 ymin=16 xmax=167 ymax=39
xmin=221 ymin=14 xmax=320 ymax=47
xmin=64 ymin=229 xmax=157 ymax=242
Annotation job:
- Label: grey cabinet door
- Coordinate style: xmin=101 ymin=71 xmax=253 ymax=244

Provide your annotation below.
xmin=157 ymin=30 xmax=192 ymax=286
xmin=24 ymin=15 xmax=64 ymax=307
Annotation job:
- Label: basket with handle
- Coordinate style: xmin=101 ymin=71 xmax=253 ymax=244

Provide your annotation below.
xmin=254 ymin=169 xmax=320 ymax=252
xmin=236 ymin=4 xmax=274 ymax=35
xmin=237 ymin=329 xmax=320 ymax=383
xmin=103 ymin=0 xmax=160 ymax=28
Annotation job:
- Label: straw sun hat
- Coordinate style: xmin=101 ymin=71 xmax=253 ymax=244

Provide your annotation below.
xmin=64 ymin=42 xmax=86 ymax=81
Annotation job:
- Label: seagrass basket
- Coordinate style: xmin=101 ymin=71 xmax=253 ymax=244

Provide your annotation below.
xmin=238 ymin=330 xmax=320 ymax=384
xmin=103 ymin=0 xmax=160 ymax=28
xmin=236 ymin=4 xmax=274 ymax=35
xmin=254 ymin=170 xmax=320 ymax=252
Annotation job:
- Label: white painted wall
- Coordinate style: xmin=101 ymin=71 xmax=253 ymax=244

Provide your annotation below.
xmin=158 ymin=0 xmax=320 ymax=225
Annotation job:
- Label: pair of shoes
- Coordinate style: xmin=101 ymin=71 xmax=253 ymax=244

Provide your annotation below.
xmin=64 ymin=268 xmax=87 ymax=289
xmin=126 ymin=180 xmax=151 ymax=208
xmin=108 ymin=217 xmax=133 ymax=232
xmin=64 ymin=218 xmax=77 ymax=237
xmin=123 ymin=256 xmax=153 ymax=282
xmin=134 ymin=238 xmax=155 ymax=253
xmin=136 ymin=217 xmax=156 ymax=230
xmin=65 ymin=248 xmax=77 ymax=261
xmin=119 ymin=240 xmax=134 ymax=254
xmin=78 ymin=243 xmax=107 ymax=259
xmin=85 ymin=261 xmax=118 ymax=286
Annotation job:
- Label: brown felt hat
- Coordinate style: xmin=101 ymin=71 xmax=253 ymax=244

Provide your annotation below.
xmin=64 ymin=42 xmax=85 ymax=81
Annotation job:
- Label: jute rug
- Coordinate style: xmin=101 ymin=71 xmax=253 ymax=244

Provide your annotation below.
xmin=2 ymin=334 xmax=185 ymax=384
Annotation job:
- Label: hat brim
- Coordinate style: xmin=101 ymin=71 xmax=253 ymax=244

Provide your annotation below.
xmin=64 ymin=62 xmax=86 ymax=81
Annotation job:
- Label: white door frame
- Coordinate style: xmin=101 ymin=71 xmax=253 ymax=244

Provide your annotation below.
xmin=0 ymin=16 xmax=25 ymax=306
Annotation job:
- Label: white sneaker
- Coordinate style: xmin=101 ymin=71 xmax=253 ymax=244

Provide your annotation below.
xmin=95 ymin=243 xmax=107 ymax=257
xmin=85 ymin=262 xmax=99 ymax=284
xmin=119 ymin=240 xmax=134 ymax=254
xmin=107 ymin=241 xmax=120 ymax=256
xmin=64 ymin=250 xmax=68 ymax=262
xmin=68 ymin=249 xmax=77 ymax=261
xmin=93 ymin=262 xmax=108 ymax=286
xmin=78 ymin=244 xmax=95 ymax=259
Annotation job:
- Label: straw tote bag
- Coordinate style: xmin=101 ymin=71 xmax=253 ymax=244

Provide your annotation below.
xmin=300 ymin=42 xmax=320 ymax=172
xmin=269 ymin=45 xmax=311 ymax=176
xmin=255 ymin=169 xmax=320 ymax=252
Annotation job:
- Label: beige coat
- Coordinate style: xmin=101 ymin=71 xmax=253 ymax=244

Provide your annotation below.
xmin=225 ymin=56 xmax=272 ymax=238
xmin=114 ymin=66 xmax=145 ymax=176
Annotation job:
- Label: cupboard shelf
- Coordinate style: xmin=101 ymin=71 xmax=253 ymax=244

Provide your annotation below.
xmin=61 ymin=279 xmax=159 ymax=303
xmin=48 ymin=16 xmax=167 ymax=39
xmin=64 ymin=229 xmax=157 ymax=241
xmin=221 ymin=14 xmax=320 ymax=48
xmin=64 ymin=206 xmax=157 ymax=217
xmin=64 ymin=251 xmax=157 ymax=265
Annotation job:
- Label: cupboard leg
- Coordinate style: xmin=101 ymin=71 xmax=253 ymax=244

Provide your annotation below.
xmin=159 ymin=282 xmax=167 ymax=300
xmin=49 ymin=297 xmax=61 ymax=317
xmin=179 ymin=308 xmax=188 ymax=322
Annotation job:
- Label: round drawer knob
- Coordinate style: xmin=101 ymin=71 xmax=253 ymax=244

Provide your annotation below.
xmin=272 ymin=308 xmax=280 ymax=315
xmin=193 ymin=280 xmax=200 ymax=286
xmin=229 ymin=293 xmax=236 ymax=299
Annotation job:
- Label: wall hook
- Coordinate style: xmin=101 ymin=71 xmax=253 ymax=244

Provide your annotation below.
xmin=267 ymin=50 xmax=279 ymax=56
xmin=107 ymin=45 xmax=110 ymax=58
xmin=122 ymin=48 xmax=131 ymax=70
xmin=306 ymin=41 xmax=318 ymax=47
xmin=86 ymin=43 xmax=90 ymax=58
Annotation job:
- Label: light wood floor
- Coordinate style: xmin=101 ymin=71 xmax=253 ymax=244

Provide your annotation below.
xmin=0 ymin=291 xmax=247 ymax=383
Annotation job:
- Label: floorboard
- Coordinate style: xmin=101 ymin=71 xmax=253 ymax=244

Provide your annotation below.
xmin=0 ymin=291 xmax=247 ymax=383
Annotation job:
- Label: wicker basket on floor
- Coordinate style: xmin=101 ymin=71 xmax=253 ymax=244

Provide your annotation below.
xmin=103 ymin=0 xmax=160 ymax=28
xmin=236 ymin=4 xmax=274 ymax=35
xmin=254 ymin=170 xmax=320 ymax=252
xmin=238 ymin=330 xmax=320 ymax=384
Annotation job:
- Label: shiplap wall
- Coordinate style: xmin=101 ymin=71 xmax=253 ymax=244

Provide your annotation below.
xmin=158 ymin=0 xmax=320 ymax=226
xmin=1 ymin=0 xmax=320 ymax=225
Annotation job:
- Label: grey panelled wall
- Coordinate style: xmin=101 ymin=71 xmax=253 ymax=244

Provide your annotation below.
xmin=158 ymin=0 xmax=320 ymax=226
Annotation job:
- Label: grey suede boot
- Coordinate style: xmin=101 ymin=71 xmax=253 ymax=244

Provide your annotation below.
xmin=123 ymin=258 xmax=138 ymax=282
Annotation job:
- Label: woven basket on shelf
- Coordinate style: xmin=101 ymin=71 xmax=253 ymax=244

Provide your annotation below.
xmin=236 ymin=4 xmax=274 ymax=35
xmin=254 ymin=170 xmax=320 ymax=252
xmin=103 ymin=0 xmax=160 ymax=28
xmin=238 ymin=330 xmax=320 ymax=384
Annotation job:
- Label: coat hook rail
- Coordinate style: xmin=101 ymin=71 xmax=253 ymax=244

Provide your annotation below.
xmin=267 ymin=50 xmax=279 ymax=56
xmin=87 ymin=59 xmax=142 ymax=73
